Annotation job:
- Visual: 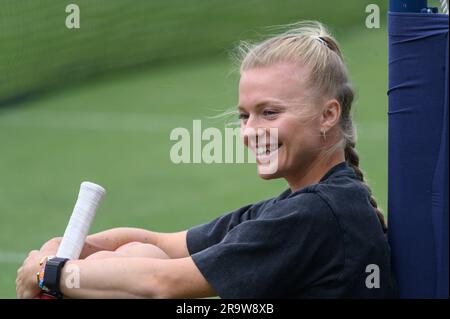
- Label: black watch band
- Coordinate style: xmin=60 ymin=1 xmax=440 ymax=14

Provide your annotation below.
xmin=42 ymin=257 xmax=69 ymax=299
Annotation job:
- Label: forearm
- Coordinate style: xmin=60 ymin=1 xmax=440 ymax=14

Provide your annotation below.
xmin=60 ymin=258 xmax=167 ymax=298
xmin=39 ymin=228 xmax=157 ymax=257
xmin=80 ymin=227 xmax=160 ymax=258
xmin=84 ymin=228 xmax=188 ymax=259
xmin=59 ymin=256 xmax=214 ymax=299
xmin=41 ymin=227 xmax=188 ymax=259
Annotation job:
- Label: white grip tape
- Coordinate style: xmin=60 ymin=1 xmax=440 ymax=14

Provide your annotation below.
xmin=56 ymin=182 xmax=106 ymax=259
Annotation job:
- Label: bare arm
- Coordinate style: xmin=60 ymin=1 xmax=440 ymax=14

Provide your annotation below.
xmin=60 ymin=257 xmax=215 ymax=298
xmin=40 ymin=228 xmax=189 ymax=259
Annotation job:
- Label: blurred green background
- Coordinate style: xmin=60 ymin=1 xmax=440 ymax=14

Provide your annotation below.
xmin=1 ymin=0 xmax=390 ymax=298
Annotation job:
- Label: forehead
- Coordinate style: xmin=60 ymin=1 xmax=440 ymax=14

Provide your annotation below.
xmin=238 ymin=62 xmax=310 ymax=107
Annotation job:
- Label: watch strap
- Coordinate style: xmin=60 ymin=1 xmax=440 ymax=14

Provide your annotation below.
xmin=42 ymin=257 xmax=69 ymax=298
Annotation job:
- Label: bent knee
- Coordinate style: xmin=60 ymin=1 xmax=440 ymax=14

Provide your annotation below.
xmin=115 ymin=243 xmax=169 ymax=259
xmin=115 ymin=241 xmax=142 ymax=251
xmin=85 ymin=250 xmax=123 ymax=260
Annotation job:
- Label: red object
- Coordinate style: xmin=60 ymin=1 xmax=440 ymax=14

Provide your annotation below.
xmin=38 ymin=293 xmax=57 ymax=299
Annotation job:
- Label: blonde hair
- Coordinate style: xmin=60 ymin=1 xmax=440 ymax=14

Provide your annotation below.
xmin=237 ymin=21 xmax=387 ymax=232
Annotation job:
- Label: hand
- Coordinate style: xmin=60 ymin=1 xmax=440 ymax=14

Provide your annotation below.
xmin=16 ymin=250 xmax=49 ymax=299
xmin=16 ymin=238 xmax=60 ymax=299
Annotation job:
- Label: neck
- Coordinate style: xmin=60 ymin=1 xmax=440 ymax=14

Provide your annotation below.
xmin=286 ymin=148 xmax=345 ymax=192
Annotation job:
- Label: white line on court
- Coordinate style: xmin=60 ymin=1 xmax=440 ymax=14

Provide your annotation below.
xmin=0 ymin=251 xmax=26 ymax=264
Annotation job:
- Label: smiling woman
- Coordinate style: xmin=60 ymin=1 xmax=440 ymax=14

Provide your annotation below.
xmin=16 ymin=21 xmax=396 ymax=299
xmin=238 ymin=62 xmax=332 ymax=185
xmin=237 ymin=22 xmax=387 ymax=230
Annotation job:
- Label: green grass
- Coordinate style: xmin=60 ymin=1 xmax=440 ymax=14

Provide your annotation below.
xmin=0 ymin=23 xmax=388 ymax=298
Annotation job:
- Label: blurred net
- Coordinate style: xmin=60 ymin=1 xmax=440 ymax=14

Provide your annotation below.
xmin=0 ymin=0 xmax=383 ymax=106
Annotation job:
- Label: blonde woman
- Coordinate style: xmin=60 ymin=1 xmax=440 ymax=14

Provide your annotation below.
xmin=17 ymin=21 xmax=396 ymax=299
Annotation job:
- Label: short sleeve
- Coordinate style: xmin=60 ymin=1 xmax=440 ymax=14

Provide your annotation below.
xmin=187 ymin=204 xmax=254 ymax=254
xmin=189 ymin=193 xmax=343 ymax=298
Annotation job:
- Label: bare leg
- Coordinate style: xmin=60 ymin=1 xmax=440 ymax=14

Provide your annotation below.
xmin=85 ymin=242 xmax=169 ymax=260
xmin=84 ymin=251 xmax=125 ymax=260
xmin=115 ymin=242 xmax=169 ymax=259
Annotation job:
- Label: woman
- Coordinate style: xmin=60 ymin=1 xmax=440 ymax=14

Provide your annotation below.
xmin=16 ymin=21 xmax=396 ymax=299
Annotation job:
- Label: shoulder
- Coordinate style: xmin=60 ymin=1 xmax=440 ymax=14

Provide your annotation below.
xmin=312 ymin=171 xmax=373 ymax=218
xmin=259 ymin=190 xmax=337 ymax=228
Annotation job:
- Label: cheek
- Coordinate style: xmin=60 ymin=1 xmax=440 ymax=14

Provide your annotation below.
xmin=280 ymin=126 xmax=319 ymax=154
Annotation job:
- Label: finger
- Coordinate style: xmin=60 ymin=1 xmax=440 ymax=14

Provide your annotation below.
xmin=25 ymin=250 xmax=39 ymax=261
xmin=24 ymin=252 xmax=43 ymax=266
xmin=27 ymin=250 xmax=38 ymax=257
xmin=16 ymin=280 xmax=22 ymax=292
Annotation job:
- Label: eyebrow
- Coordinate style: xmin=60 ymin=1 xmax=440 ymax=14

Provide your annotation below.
xmin=237 ymin=100 xmax=286 ymax=112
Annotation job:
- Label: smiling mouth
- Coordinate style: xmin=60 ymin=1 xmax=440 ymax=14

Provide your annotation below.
xmin=255 ymin=143 xmax=282 ymax=157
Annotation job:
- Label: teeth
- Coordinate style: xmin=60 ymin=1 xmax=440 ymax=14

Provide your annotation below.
xmin=269 ymin=144 xmax=279 ymax=152
xmin=256 ymin=148 xmax=266 ymax=156
xmin=255 ymin=144 xmax=280 ymax=156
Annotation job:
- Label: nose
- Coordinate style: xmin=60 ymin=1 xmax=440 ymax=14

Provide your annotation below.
xmin=242 ymin=113 xmax=258 ymax=130
xmin=241 ymin=114 xmax=263 ymax=146
xmin=241 ymin=117 xmax=270 ymax=148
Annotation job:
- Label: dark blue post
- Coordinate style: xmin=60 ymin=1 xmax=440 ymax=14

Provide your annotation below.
xmin=389 ymin=0 xmax=427 ymax=12
xmin=388 ymin=0 xmax=449 ymax=299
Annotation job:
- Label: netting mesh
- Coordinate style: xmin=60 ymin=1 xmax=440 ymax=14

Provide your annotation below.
xmin=0 ymin=0 xmax=375 ymax=106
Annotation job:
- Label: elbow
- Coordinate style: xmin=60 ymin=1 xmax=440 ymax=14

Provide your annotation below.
xmin=129 ymin=259 xmax=188 ymax=299
xmin=133 ymin=273 xmax=173 ymax=299
xmin=153 ymin=282 xmax=172 ymax=299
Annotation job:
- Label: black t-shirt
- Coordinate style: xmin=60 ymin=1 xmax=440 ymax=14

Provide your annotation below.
xmin=187 ymin=162 xmax=397 ymax=298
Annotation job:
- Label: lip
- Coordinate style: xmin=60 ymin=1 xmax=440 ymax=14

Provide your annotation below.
xmin=255 ymin=144 xmax=282 ymax=164
xmin=252 ymin=142 xmax=282 ymax=151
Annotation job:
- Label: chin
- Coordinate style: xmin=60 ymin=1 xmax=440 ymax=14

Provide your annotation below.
xmin=258 ymin=173 xmax=277 ymax=180
xmin=257 ymin=167 xmax=282 ymax=180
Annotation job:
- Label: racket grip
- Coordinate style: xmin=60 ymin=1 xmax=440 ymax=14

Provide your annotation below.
xmin=36 ymin=181 xmax=106 ymax=299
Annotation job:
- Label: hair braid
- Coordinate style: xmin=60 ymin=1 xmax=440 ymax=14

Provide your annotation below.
xmin=345 ymin=143 xmax=387 ymax=233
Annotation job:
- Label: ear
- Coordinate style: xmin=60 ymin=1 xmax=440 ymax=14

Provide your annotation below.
xmin=320 ymin=99 xmax=341 ymax=133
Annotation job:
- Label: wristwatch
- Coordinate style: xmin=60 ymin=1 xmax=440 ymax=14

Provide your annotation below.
xmin=41 ymin=257 xmax=69 ymax=299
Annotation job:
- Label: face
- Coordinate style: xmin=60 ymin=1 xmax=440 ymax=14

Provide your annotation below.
xmin=238 ymin=62 xmax=323 ymax=180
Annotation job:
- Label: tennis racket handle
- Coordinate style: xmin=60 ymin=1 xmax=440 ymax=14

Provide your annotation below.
xmin=37 ymin=182 xmax=106 ymax=299
xmin=57 ymin=182 xmax=106 ymax=259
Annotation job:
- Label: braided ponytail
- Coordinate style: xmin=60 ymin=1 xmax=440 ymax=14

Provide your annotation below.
xmin=345 ymin=142 xmax=387 ymax=233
